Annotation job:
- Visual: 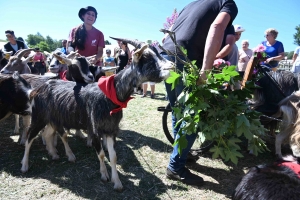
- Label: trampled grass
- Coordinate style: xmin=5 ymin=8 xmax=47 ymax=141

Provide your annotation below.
xmin=0 ymin=82 xmax=275 ymax=200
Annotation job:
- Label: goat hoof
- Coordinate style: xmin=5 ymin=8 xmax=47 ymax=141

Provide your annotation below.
xmin=86 ymin=140 xmax=93 ymax=147
xmin=113 ymin=184 xmax=124 ymax=192
xmin=52 ymin=154 xmax=60 ymax=160
xmin=101 ymin=173 xmax=110 ymax=182
xmin=68 ymin=154 xmax=76 ymax=162
xmin=21 ymin=165 xmax=28 ymax=173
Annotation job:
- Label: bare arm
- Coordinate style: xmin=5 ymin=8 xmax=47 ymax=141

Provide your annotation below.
xmin=94 ymin=46 xmax=104 ymax=64
xmin=200 ymin=12 xmax=231 ymax=79
xmin=265 ymin=52 xmax=284 ymax=63
xmin=215 ymin=34 xmax=235 ymax=59
xmin=292 ymin=53 xmax=298 ymax=64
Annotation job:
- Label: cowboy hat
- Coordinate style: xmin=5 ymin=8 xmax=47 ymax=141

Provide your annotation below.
xmin=78 ymin=6 xmax=98 ymax=22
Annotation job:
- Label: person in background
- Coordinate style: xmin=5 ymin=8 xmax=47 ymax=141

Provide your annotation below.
xmin=226 ymin=24 xmax=245 ymax=66
xmin=4 ymin=30 xmax=28 ymax=55
xmin=237 ymin=40 xmax=253 ymax=76
xmin=290 ymin=46 xmax=300 ymax=73
xmin=141 ymin=82 xmax=155 ymax=99
xmin=161 ymin=0 xmax=238 ymax=186
xmin=103 ymin=49 xmax=115 ymax=66
xmin=67 ymin=6 xmax=105 ymax=66
xmin=116 ymin=41 xmax=131 ymax=73
xmin=33 ymin=47 xmax=46 ymax=75
xmin=261 ymin=28 xmax=284 ymax=71
xmin=60 ymin=39 xmax=68 ymax=55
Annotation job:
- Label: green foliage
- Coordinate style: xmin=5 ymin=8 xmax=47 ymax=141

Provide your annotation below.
xmin=287 ymin=51 xmax=294 ymax=59
xmin=105 ymin=40 xmax=111 ymax=45
xmin=26 ymin=32 xmax=62 ymax=52
xmin=166 ymin=50 xmax=268 ymax=165
xmin=294 ymin=25 xmax=300 ymax=46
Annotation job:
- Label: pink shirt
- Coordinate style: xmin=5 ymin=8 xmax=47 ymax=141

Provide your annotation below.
xmin=33 ymin=53 xmax=45 ymax=62
xmin=68 ymin=26 xmax=105 ymax=57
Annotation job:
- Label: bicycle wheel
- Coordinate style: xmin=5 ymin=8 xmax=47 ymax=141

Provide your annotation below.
xmin=158 ymin=103 xmax=215 ymax=154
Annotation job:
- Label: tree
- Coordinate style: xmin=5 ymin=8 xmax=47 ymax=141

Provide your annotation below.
xmin=37 ymin=41 xmax=50 ymax=52
xmin=105 ymin=40 xmax=111 ymax=45
xmin=287 ymin=51 xmax=294 ymax=59
xmin=26 ymin=33 xmax=61 ymax=51
xmin=26 ymin=34 xmax=44 ymax=46
xmin=294 ymin=25 xmax=300 ymax=46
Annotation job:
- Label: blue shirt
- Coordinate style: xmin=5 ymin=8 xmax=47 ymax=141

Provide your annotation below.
xmin=261 ymin=40 xmax=284 ymax=68
xmin=60 ymin=47 xmax=68 ymax=55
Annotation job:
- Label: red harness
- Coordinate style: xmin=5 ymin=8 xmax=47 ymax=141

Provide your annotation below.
xmin=59 ymin=70 xmax=68 ymax=81
xmin=98 ymin=75 xmax=133 ymax=115
xmin=278 ymin=162 xmax=300 ymax=178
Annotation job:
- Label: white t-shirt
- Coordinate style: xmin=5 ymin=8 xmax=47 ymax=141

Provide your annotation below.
xmin=291 ymin=46 xmax=300 ymax=73
xmin=9 ymin=42 xmax=28 ymax=52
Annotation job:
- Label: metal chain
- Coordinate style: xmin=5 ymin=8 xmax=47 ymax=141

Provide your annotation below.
xmin=260 ymin=114 xmax=295 ymax=125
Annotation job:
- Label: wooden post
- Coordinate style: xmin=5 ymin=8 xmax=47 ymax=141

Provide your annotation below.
xmin=241 ymin=57 xmax=258 ymax=88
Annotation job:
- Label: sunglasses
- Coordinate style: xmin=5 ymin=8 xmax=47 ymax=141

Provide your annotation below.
xmin=265 ymin=34 xmax=270 ymax=37
xmin=6 ymin=35 xmax=13 ymax=38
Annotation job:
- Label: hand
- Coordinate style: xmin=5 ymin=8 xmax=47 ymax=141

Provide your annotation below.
xmin=197 ymin=71 xmax=206 ymax=85
xmin=265 ymin=57 xmax=274 ymax=63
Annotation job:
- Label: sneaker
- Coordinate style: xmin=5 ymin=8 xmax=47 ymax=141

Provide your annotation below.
xmin=151 ymin=94 xmax=155 ymax=99
xmin=166 ymin=167 xmax=204 ymax=186
xmin=141 ymin=94 xmax=146 ymax=98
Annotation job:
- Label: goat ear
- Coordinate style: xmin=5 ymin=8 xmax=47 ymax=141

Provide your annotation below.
xmin=133 ymin=44 xmax=148 ymax=62
xmin=24 ymin=55 xmax=34 ymax=63
xmin=66 ymin=50 xmax=78 ymax=59
xmin=53 ymin=53 xmax=72 ymax=65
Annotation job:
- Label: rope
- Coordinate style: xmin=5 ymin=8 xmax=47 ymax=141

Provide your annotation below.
xmin=260 ymin=114 xmax=295 ymax=125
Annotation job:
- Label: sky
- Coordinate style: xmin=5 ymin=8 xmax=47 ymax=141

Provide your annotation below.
xmin=0 ymin=0 xmax=299 ymax=52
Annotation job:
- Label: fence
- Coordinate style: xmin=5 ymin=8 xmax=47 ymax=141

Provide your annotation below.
xmin=278 ymin=60 xmax=293 ymax=71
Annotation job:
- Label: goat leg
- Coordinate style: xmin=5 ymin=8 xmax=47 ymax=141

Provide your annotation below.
xmin=43 ymin=125 xmax=59 ymax=160
xmin=106 ymin=136 xmax=123 ymax=191
xmin=59 ymin=131 xmax=76 ymax=162
xmin=19 ymin=115 xmax=31 ymax=145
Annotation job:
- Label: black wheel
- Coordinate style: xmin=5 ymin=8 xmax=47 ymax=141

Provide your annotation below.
xmin=157 ymin=103 xmax=215 ymax=154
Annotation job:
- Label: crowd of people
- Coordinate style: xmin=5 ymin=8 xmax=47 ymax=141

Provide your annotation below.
xmin=2 ymin=1 xmax=300 ymax=188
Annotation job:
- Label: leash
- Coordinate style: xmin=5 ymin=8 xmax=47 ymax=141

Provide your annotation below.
xmin=260 ymin=114 xmax=295 ymax=125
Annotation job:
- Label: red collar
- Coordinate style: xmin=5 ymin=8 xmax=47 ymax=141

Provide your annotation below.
xmin=59 ymin=70 xmax=68 ymax=81
xmin=98 ymin=75 xmax=133 ymax=115
xmin=278 ymin=162 xmax=300 ymax=178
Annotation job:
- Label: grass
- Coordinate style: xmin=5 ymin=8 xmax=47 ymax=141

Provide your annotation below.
xmin=0 ymin=82 xmax=276 ymax=199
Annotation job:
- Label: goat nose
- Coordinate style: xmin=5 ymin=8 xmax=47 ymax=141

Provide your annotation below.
xmin=88 ymin=74 xmax=94 ymax=80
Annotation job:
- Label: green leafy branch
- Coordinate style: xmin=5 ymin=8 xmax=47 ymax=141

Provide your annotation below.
xmin=163 ymin=35 xmax=268 ymax=164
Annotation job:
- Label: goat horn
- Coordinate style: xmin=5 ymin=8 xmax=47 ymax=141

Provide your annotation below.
xmin=15 ymin=49 xmax=34 ymax=59
xmin=109 ymin=37 xmax=143 ymax=48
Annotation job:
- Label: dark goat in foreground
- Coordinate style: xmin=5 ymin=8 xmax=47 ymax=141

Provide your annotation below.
xmin=0 ymin=72 xmax=32 ymax=122
xmin=232 ymin=156 xmax=300 ymax=200
xmin=20 ymin=37 xmax=174 ymax=191
xmin=251 ymin=70 xmax=300 ymax=157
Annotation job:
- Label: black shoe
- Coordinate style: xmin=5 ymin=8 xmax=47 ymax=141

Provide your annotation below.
xmin=186 ymin=151 xmax=199 ymax=163
xmin=166 ymin=167 xmax=204 ymax=186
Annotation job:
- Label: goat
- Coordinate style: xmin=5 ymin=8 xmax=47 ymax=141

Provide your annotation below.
xmin=20 ymin=37 xmax=174 ymax=191
xmin=0 ymin=72 xmax=33 ymax=123
xmin=271 ymin=91 xmax=300 ymax=158
xmin=232 ymin=156 xmax=300 ymax=200
xmin=0 ymin=49 xmax=12 ymax=71
xmin=0 ymin=49 xmax=33 ymax=74
xmin=0 ymin=50 xmax=94 ymax=144
xmin=250 ymin=70 xmax=300 ymax=156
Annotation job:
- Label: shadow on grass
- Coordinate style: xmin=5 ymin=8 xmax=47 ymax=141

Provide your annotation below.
xmin=0 ymin=115 xmax=278 ymax=199
xmin=0 ymin=117 xmax=187 ymax=199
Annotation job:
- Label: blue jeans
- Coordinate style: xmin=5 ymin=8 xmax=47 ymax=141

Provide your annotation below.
xmin=161 ymin=53 xmax=197 ymax=173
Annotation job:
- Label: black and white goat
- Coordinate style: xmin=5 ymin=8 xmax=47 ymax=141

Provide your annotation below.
xmin=251 ymin=70 xmax=300 ymax=158
xmin=0 ymin=72 xmax=33 ymax=123
xmin=232 ymin=156 xmax=300 ymax=200
xmin=21 ymin=38 xmax=174 ymax=191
